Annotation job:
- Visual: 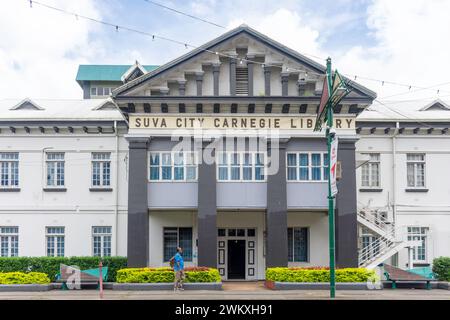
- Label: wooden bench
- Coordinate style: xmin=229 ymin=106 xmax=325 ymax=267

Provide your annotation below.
xmin=56 ymin=264 xmax=108 ymax=290
xmin=383 ymin=264 xmax=432 ymax=290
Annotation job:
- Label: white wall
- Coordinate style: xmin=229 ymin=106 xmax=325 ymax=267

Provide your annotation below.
xmin=357 ymin=134 xmax=450 ymax=267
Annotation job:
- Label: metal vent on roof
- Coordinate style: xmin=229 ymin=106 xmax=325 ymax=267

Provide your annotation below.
xmin=236 ymin=67 xmax=248 ymax=96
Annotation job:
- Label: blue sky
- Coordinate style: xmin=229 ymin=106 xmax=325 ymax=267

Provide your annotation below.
xmin=1 ymin=0 xmax=450 ymax=102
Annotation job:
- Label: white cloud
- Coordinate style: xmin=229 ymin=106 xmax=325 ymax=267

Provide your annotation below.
xmin=0 ymin=0 xmax=101 ymax=99
xmin=335 ymin=0 xmax=450 ymax=101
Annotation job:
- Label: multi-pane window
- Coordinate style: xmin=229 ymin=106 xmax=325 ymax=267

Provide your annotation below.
xmin=287 ymin=227 xmax=308 ymax=262
xmin=217 ymin=152 xmax=265 ymax=181
xmin=149 ymin=152 xmax=197 ymax=181
xmin=92 ymin=153 xmax=111 ymax=187
xmin=0 ymin=227 xmax=19 ymax=257
xmin=0 ymin=153 xmax=19 ymax=187
xmin=46 ymin=227 xmax=65 ymax=257
xmin=407 ymin=154 xmax=425 ymax=188
xmin=407 ymin=227 xmax=428 ymax=262
xmin=287 ymin=153 xmax=328 ymax=181
xmin=91 ymin=87 xmax=115 ymax=97
xmin=163 ymin=227 xmax=193 ymax=262
xmin=46 ymin=153 xmax=65 ymax=187
xmin=361 ymin=153 xmax=380 ymax=187
xmin=92 ymin=226 xmax=112 ymax=257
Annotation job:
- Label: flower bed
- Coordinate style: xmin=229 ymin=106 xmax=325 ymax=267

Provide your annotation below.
xmin=266 ymin=267 xmax=376 ymax=283
xmin=116 ymin=267 xmax=221 ymax=283
xmin=0 ymin=272 xmax=50 ymax=284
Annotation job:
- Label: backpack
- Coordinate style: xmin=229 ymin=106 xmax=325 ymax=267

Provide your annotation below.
xmin=169 ymin=256 xmax=175 ymax=268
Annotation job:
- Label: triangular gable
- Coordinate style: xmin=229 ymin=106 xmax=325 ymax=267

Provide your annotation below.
xmin=92 ymin=98 xmax=118 ymax=110
xmin=10 ymin=98 xmax=44 ymax=110
xmin=112 ymin=24 xmax=376 ymax=99
xmin=121 ymin=61 xmax=147 ymax=83
xmin=419 ymin=99 xmax=450 ymax=111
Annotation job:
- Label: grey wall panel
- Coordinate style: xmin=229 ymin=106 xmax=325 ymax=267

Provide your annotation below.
xmin=287 ymin=183 xmax=328 ymax=209
xmin=266 ymin=140 xmax=288 ymax=267
xmin=335 ymin=138 xmax=358 ymax=267
xmin=127 ymin=137 xmax=150 ymax=267
xmin=286 ymin=138 xmax=327 ymax=152
xmin=197 ymin=144 xmax=217 ymax=267
xmin=148 ymin=183 xmax=198 ymax=208
xmin=217 ymin=183 xmax=267 ymax=208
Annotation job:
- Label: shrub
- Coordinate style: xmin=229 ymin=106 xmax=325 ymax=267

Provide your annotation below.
xmin=0 ymin=272 xmax=50 ymax=285
xmin=0 ymin=257 xmax=127 ymax=282
xmin=116 ymin=267 xmax=221 ymax=283
xmin=432 ymin=257 xmax=450 ymax=281
xmin=266 ymin=267 xmax=376 ymax=283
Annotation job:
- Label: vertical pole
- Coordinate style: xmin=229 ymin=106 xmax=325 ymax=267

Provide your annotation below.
xmin=325 ymin=57 xmax=336 ymax=299
xmin=99 ymin=261 xmax=104 ymax=299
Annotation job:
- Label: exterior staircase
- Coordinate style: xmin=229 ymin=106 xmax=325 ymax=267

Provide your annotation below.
xmin=357 ymin=208 xmax=420 ymax=269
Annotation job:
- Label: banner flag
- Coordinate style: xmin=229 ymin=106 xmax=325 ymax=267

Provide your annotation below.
xmin=330 ymin=136 xmax=339 ymax=196
xmin=313 ymin=76 xmax=330 ymax=132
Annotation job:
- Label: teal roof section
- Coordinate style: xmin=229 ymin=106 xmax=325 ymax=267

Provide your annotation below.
xmin=76 ymin=64 xmax=159 ymax=83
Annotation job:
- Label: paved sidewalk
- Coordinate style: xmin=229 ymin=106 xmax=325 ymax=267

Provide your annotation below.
xmin=0 ymin=288 xmax=448 ymax=300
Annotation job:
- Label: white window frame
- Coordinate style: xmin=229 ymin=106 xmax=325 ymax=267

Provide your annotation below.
xmin=45 ymin=226 xmax=65 ymax=257
xmin=90 ymin=87 xmax=97 ymax=96
xmin=286 ymin=152 xmax=328 ymax=182
xmin=148 ymin=151 xmax=198 ymax=182
xmin=361 ymin=153 xmax=380 ymax=188
xmin=92 ymin=226 xmax=112 ymax=257
xmin=216 ymin=151 xmax=267 ymax=182
xmin=287 ymin=227 xmax=309 ymax=262
xmin=406 ymin=153 xmax=426 ymax=188
xmin=407 ymin=226 xmax=429 ymax=263
xmin=46 ymin=152 xmax=65 ymax=187
xmin=162 ymin=227 xmax=193 ymax=262
xmin=0 ymin=153 xmax=19 ymax=188
xmin=91 ymin=152 xmax=111 ymax=187
xmin=0 ymin=227 xmax=19 ymax=257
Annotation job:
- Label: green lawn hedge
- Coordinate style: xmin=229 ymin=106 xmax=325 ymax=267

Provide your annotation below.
xmin=0 ymin=272 xmax=50 ymax=285
xmin=0 ymin=257 xmax=127 ymax=282
xmin=116 ymin=267 xmax=221 ymax=283
xmin=432 ymin=257 xmax=450 ymax=281
xmin=266 ymin=267 xmax=376 ymax=282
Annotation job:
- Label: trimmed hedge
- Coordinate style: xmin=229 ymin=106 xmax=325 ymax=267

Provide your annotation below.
xmin=116 ymin=267 xmax=221 ymax=283
xmin=432 ymin=257 xmax=450 ymax=281
xmin=0 ymin=272 xmax=50 ymax=284
xmin=266 ymin=267 xmax=376 ymax=283
xmin=0 ymin=257 xmax=127 ymax=282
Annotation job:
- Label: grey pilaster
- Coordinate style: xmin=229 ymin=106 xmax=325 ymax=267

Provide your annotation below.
xmin=264 ymin=66 xmax=271 ymax=96
xmin=281 ymin=72 xmax=289 ymax=96
xmin=83 ymin=81 xmax=91 ymax=99
xmin=247 ymin=56 xmax=254 ymax=96
xmin=266 ymin=139 xmax=289 ymax=267
xmin=212 ymin=64 xmax=220 ymax=96
xmin=229 ymin=57 xmax=237 ymax=96
xmin=126 ymin=137 xmax=150 ymax=267
xmin=197 ymin=142 xmax=217 ymax=267
xmin=335 ymin=138 xmax=358 ymax=267
xmin=297 ymin=79 xmax=306 ymax=96
xmin=178 ymin=81 xmax=186 ymax=96
xmin=160 ymin=88 xmax=169 ymax=96
xmin=196 ymin=73 xmax=204 ymax=96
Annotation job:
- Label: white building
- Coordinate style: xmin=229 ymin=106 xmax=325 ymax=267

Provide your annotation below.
xmin=356 ymin=99 xmax=450 ymax=270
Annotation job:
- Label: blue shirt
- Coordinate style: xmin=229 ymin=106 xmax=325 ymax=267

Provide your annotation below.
xmin=174 ymin=252 xmax=184 ymax=271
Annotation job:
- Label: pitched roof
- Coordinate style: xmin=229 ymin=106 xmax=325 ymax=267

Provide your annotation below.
xmin=112 ymin=24 xmax=377 ymax=99
xmin=357 ymin=98 xmax=450 ymax=122
xmin=0 ymin=98 xmax=123 ymax=121
xmin=75 ymin=64 xmax=159 ymax=84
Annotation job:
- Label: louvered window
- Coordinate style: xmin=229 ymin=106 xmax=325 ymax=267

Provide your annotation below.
xmin=236 ymin=67 xmax=249 ymax=95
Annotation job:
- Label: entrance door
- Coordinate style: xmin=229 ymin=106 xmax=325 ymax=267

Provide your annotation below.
xmin=227 ymin=239 xmax=246 ymax=279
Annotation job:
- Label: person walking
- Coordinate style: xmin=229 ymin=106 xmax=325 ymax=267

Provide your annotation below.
xmin=171 ymin=247 xmax=185 ymax=291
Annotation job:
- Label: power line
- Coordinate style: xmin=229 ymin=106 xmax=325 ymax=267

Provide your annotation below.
xmin=142 ymin=0 xmax=225 ymax=29
xmin=378 ymin=81 xmax=450 ymax=100
xmin=25 ymin=0 xmax=450 ymax=98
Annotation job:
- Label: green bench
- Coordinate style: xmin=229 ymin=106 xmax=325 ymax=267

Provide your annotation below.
xmin=384 ymin=264 xmax=432 ymax=290
xmin=55 ymin=264 xmax=108 ymax=290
